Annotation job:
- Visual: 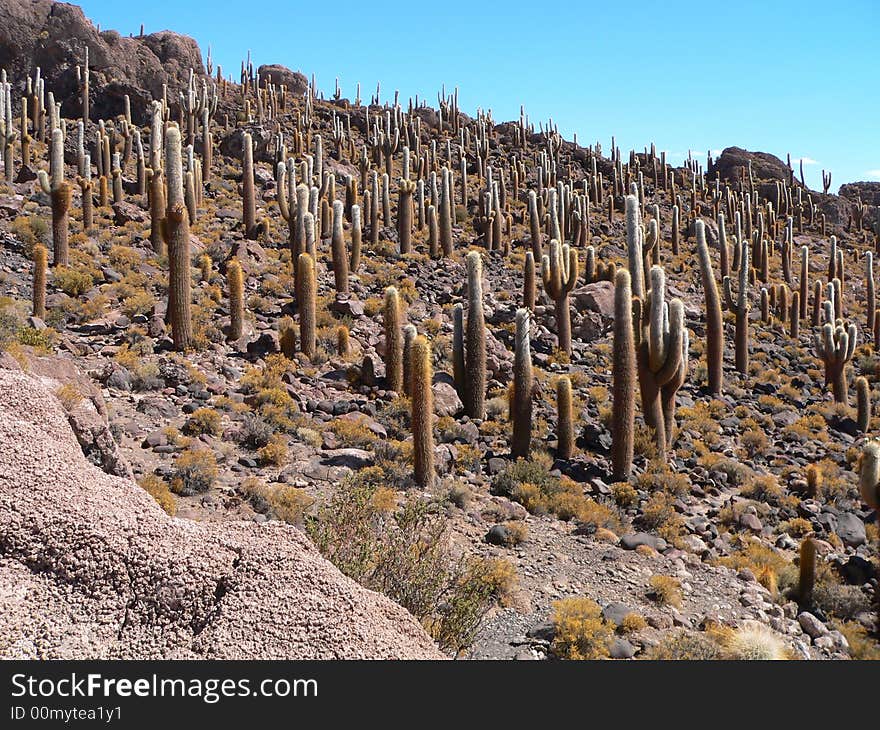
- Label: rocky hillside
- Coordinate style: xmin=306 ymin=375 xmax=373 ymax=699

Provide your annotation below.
xmin=0 ymin=0 xmax=877 ymax=660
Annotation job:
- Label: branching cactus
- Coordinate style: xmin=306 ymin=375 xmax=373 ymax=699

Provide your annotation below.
xmin=38 ymin=128 xmax=71 ymax=266
xmin=298 ymin=252 xmax=316 ymax=358
xmin=398 ymin=178 xmax=416 ymax=253
xmin=410 ymin=334 xmax=435 ymax=489
xmin=815 ymin=320 xmax=857 ymax=404
xmin=384 ymin=286 xmax=403 ymax=393
xmin=723 ymin=236 xmax=750 ymax=374
xmin=541 ymin=239 xmax=578 ymax=355
xmin=511 ymin=308 xmax=533 ymax=459
xmin=464 ymin=251 xmax=487 ymax=418
xmin=162 ymin=124 xmax=193 ymax=351
xmin=227 ymin=259 xmax=244 ymax=341
xmin=695 ymin=220 xmax=723 ymax=395
xmin=611 ymin=269 xmax=636 ymax=480
xmin=636 ymin=266 xmax=688 ymax=455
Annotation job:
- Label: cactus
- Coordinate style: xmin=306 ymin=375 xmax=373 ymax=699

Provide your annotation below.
xmin=297 ymin=252 xmax=316 ymax=358
xmin=279 ymin=315 xmax=297 ymax=359
xmin=162 ymin=125 xmax=193 ymax=351
xmin=867 ymin=252 xmax=875 ymax=338
xmin=227 ymin=259 xmax=244 ymax=341
xmin=814 ymin=320 xmax=857 ymax=404
xmin=636 ymin=266 xmax=688 ymax=454
xmin=242 ymin=131 xmax=257 ymax=237
xmin=695 ymin=220 xmax=723 ymax=395
xmin=198 ymin=253 xmax=212 ymax=282
xmin=349 ymin=204 xmax=362 ymax=272
xmin=556 ymin=375 xmax=574 ymax=461
xmin=397 ymin=178 xmax=416 ymax=254
xmin=38 ymin=128 xmax=71 ymax=267
xmin=790 ymin=291 xmax=800 ymax=339
xmin=523 ymin=251 xmax=536 ymax=311
xmin=427 ymin=204 xmax=439 ymax=258
xmin=528 ymin=189 xmax=542 ymax=260
xmin=464 ymin=251 xmax=486 ymax=418
xmin=452 ymin=302 xmax=465 ymax=398
xmin=330 ymin=200 xmax=349 ymax=295
xmin=439 ymin=166 xmax=453 ymax=256
xmin=625 ymin=195 xmax=645 ymax=299
xmin=511 ymin=308 xmax=533 ymax=459
xmin=611 ymin=269 xmax=636 ymax=480
xmin=337 ymin=324 xmax=350 ymax=357
xmin=723 ymin=236 xmax=750 ymax=374
xmin=859 ymin=441 xmax=880 ymax=509
xmin=798 ymin=537 xmax=816 ymax=606
xmin=32 ymin=243 xmax=47 ymax=319
xmin=857 ymin=376 xmax=871 ymax=433
xmin=410 ymin=334 xmax=435 ymax=489
xmin=541 ymin=239 xmax=578 ymax=355
xmin=384 ymin=286 xmax=403 ymax=393
xmin=402 ymin=324 xmax=417 ymax=397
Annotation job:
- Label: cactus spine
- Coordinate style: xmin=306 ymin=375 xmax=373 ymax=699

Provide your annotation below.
xmin=227 ymin=259 xmax=244 ymax=341
xmin=411 ymin=335 xmax=435 ymax=489
xmin=38 ymin=127 xmax=71 ymax=267
xmin=611 ymin=269 xmax=636 ymax=480
xmin=163 ymin=124 xmax=192 ymax=351
xmin=695 ymin=220 xmax=723 ymax=395
xmin=511 ymin=308 xmax=533 ymax=459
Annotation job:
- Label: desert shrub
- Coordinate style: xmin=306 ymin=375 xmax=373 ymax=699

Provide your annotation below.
xmin=722 ymin=622 xmax=789 ymax=660
xmin=237 ymin=412 xmax=276 ymax=448
xmin=639 ymin=492 xmax=684 ymax=542
xmin=812 ymin=580 xmax=871 ymax=620
xmin=139 ymin=474 xmax=177 ymax=516
xmin=330 ymin=416 xmax=378 ymax=449
xmin=241 ymin=478 xmax=313 ymax=525
xmin=121 ymin=291 xmax=156 ymax=318
xmin=183 ymin=407 xmax=222 ymax=436
xmin=52 ymin=266 xmax=94 ymax=296
xmin=307 ymin=472 xmax=514 ymax=654
xmin=170 ymin=448 xmax=218 ymax=495
xmin=611 ymin=481 xmax=639 ymax=508
xmin=648 ymin=575 xmax=682 ymax=607
xmin=258 ymin=432 xmax=288 ymax=466
xmin=620 ymin=612 xmax=647 ymax=634
xmin=549 ymin=597 xmax=614 ymax=660
xmin=833 ymin=621 xmax=880 ymax=660
xmin=642 ymin=631 xmax=722 ymax=660
xmin=54 ymin=383 xmax=83 ymax=411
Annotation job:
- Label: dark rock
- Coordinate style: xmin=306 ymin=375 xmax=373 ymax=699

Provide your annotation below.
xmin=836 ymin=513 xmax=866 ymax=547
xmin=620 ymin=533 xmax=667 ymax=551
xmin=485 ymin=524 xmax=510 ymax=546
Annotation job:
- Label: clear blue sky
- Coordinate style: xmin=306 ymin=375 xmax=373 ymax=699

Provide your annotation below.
xmin=76 ymin=0 xmax=878 ymax=192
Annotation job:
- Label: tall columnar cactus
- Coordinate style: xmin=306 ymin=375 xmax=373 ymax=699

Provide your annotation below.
xmin=636 ymin=266 xmax=688 ymax=455
xmin=227 ymin=259 xmax=244 ymax=341
xmin=859 ymin=441 xmax=880 ymax=509
xmin=611 ymin=269 xmax=636 ymax=480
xmin=541 ymin=239 xmax=578 ymax=355
xmin=798 ymin=537 xmax=816 ymax=606
xmin=32 ymin=243 xmax=47 ymax=319
xmin=330 ymin=200 xmax=349 ymax=295
xmin=556 ymin=375 xmax=574 ymax=461
xmin=528 ymin=189 xmax=542 ymax=260
xmin=159 ymin=125 xmax=193 ymax=351
xmin=814 ymin=320 xmax=857 ymax=404
xmin=38 ymin=128 xmax=71 ymax=267
xmin=397 ymin=177 xmax=416 ymax=254
xmin=695 ymin=220 xmax=723 ymax=395
xmin=464 ymin=251 xmax=487 ymax=418
xmin=799 ymin=245 xmax=809 ymax=320
xmin=723 ymin=236 xmax=750 ymax=374
xmin=511 ymin=308 xmax=533 ymax=459
xmin=856 ymin=376 xmax=871 ymax=433
xmin=867 ymin=252 xmax=875 ymax=338
xmin=337 ymin=324 xmax=350 ymax=357
xmin=427 ymin=204 xmax=439 ymax=258
xmin=298 ymin=252 xmax=316 ymax=358
xmin=402 ymin=324 xmax=417 ymax=397
xmin=349 ymin=204 xmax=362 ymax=272
xmin=625 ymin=195 xmax=645 ymax=300
xmin=439 ymin=166 xmax=453 ymax=256
xmin=410 ymin=334 xmax=435 ymax=489
xmin=242 ymin=130 xmax=256 ymax=238
xmin=279 ymin=315 xmax=297 ymax=359
xmin=384 ymin=286 xmax=403 ymax=393
xmin=523 ymin=251 xmax=536 ymax=311
xmin=452 ymin=302 xmax=466 ymax=398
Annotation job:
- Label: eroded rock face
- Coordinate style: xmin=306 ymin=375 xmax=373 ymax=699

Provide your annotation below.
xmin=0 ymin=0 xmax=205 ymax=124
xmin=0 ymin=369 xmax=444 ymax=660
xmin=257 ymin=64 xmax=309 ymax=96
xmin=709 ymin=147 xmax=790 ymax=183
